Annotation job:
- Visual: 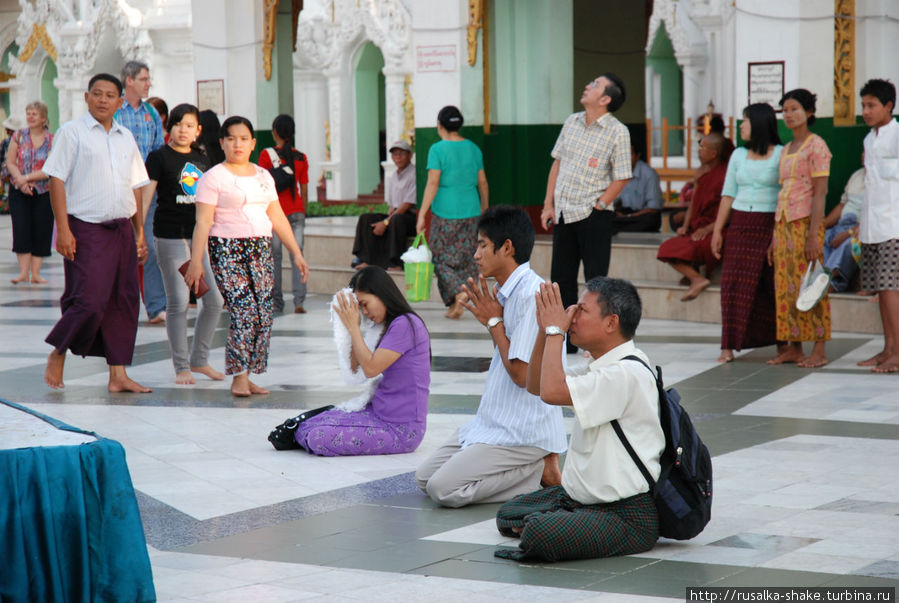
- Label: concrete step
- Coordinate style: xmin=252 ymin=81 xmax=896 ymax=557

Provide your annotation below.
xmin=291 ymin=217 xmax=881 ymax=333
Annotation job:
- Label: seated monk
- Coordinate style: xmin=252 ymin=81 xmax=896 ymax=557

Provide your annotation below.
xmin=657 ymin=132 xmax=730 ymax=301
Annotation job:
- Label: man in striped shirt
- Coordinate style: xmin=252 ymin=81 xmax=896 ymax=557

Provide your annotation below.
xmin=541 ymin=73 xmax=633 ymax=354
xmin=416 ymin=206 xmax=567 ymax=508
xmin=115 ymin=60 xmax=167 ymax=324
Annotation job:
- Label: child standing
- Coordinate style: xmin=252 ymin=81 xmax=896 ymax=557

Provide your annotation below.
xmin=858 ymin=78 xmax=899 ymax=373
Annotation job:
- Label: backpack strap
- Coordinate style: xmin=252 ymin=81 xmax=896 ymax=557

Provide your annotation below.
xmin=265 ymin=147 xmax=282 ymax=168
xmin=611 ymin=354 xmax=666 ymax=492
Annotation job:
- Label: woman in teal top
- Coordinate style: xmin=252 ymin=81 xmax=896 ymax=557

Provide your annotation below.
xmin=417 ymin=106 xmax=489 ymax=318
xmin=710 ymin=103 xmax=783 ymax=363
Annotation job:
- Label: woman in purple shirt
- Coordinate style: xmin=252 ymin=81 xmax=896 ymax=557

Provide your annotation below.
xmin=296 ymin=266 xmax=431 ymax=456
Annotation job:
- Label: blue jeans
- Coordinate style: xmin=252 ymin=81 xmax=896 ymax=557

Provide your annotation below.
xmin=143 ymin=198 xmax=167 ymax=318
xmin=272 ymin=212 xmax=306 ymax=310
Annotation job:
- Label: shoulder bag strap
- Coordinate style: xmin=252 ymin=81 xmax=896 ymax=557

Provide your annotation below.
xmin=265 ymin=147 xmax=281 ymax=168
xmin=612 ymin=354 xmax=665 ymax=490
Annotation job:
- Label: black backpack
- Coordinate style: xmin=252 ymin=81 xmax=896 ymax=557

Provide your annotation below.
xmin=611 ymin=356 xmax=712 ymax=540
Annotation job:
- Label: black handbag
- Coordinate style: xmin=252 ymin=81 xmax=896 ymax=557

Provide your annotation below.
xmin=267 ymin=404 xmax=335 ymax=450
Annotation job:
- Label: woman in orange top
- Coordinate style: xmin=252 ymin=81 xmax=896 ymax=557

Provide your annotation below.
xmin=769 ymin=89 xmax=832 ymax=368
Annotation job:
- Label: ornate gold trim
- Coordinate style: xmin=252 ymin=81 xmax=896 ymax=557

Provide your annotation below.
xmin=467 ymin=0 xmax=483 ymax=67
xmin=324 ymin=118 xmax=331 ymax=161
xmin=18 ymin=22 xmax=58 ymax=63
xmin=833 ymin=0 xmax=855 ymax=126
xmin=403 ymin=74 xmax=415 ymax=148
xmin=263 ymin=0 xmax=278 ymax=81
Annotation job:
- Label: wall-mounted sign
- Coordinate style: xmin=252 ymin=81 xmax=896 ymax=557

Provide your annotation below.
xmin=197 ymin=79 xmax=225 ymax=115
xmin=416 ymin=45 xmax=456 ymax=73
xmin=748 ymin=61 xmax=785 ymax=110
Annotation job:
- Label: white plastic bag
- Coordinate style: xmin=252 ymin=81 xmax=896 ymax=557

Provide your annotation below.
xmin=329 ymin=288 xmax=383 ymax=411
xmin=795 ymin=260 xmax=831 ymax=312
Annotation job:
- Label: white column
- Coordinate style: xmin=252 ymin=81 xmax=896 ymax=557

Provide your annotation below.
xmin=293 ymin=69 xmax=328 ymax=202
xmin=381 ymin=69 xmax=408 ymax=205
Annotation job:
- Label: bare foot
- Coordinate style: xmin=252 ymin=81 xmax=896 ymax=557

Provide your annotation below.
xmin=354 ymin=262 xmax=369 ymax=271
xmin=10 ymin=274 xmax=28 ymax=284
xmin=798 ymin=353 xmax=828 ymax=368
xmin=30 ymin=276 xmax=48 ymax=284
xmin=148 ymin=311 xmax=166 ymax=325
xmin=540 ymin=453 xmax=562 ymax=487
xmin=175 ymin=370 xmax=196 ymax=385
xmin=248 ymin=379 xmax=270 ymax=395
xmin=681 ymin=278 xmax=710 ymax=302
xmin=767 ymin=347 xmax=805 ymax=365
xmin=191 ymin=365 xmax=225 ymax=381
xmin=230 ymin=384 xmax=251 ymax=397
xmin=108 ymin=376 xmax=152 ymax=393
xmin=858 ymin=350 xmax=890 ymax=367
xmin=873 ymin=355 xmax=899 ymax=374
xmin=45 ymin=350 xmax=66 ymax=389
xmin=717 ymin=350 xmax=734 ymax=363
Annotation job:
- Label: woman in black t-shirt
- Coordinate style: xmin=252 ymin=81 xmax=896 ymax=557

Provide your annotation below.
xmin=143 ymin=104 xmax=225 ymax=384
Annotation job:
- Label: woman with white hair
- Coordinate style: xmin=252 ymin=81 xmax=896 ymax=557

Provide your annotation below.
xmin=6 ymin=101 xmax=54 ymax=284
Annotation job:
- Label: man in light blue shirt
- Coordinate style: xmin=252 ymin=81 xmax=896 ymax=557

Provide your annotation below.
xmin=612 ymin=144 xmax=663 ymax=233
xmin=115 ymin=60 xmax=167 ymax=324
xmin=416 ymin=206 xmax=568 ymax=508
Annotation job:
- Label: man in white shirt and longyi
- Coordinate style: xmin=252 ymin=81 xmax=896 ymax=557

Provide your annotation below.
xmin=43 ymin=73 xmax=152 ymax=393
xmin=493 ymin=276 xmax=665 ymax=562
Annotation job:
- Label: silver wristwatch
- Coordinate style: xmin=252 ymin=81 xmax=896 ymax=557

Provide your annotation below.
xmin=487 ymin=316 xmax=504 ymax=329
xmin=545 ymin=325 xmax=566 ymax=336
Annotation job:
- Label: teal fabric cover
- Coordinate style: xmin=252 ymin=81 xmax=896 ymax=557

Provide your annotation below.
xmin=426 ymin=139 xmax=485 ymax=219
xmin=0 ymin=400 xmax=155 ymax=602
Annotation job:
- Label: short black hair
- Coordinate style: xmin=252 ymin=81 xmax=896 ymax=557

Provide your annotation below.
xmin=168 ymin=103 xmax=199 ymax=128
xmin=600 ymin=72 xmax=626 ymax=112
xmin=437 ymin=105 xmax=464 ymax=132
xmin=220 ymin=115 xmax=255 ymax=138
xmin=585 ymin=276 xmax=642 ymax=340
xmin=779 ymin=88 xmax=818 ymax=127
xmin=477 ymin=205 xmax=535 ymax=265
xmin=860 ymin=79 xmax=896 ymax=111
xmin=741 ymin=103 xmax=782 ymax=154
xmin=88 ymin=73 xmax=123 ymax=96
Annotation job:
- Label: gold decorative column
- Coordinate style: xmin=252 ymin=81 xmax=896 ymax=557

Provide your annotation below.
xmin=833 ymin=0 xmax=855 ymax=126
xmin=263 ymin=0 xmax=278 ymax=80
xmin=402 ymin=75 xmax=415 ymax=147
xmin=467 ymin=0 xmax=483 ymax=66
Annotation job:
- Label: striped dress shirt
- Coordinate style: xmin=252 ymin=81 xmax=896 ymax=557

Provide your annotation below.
xmin=458 ymin=262 xmax=568 ymax=453
xmin=42 ymin=113 xmax=149 ymax=223
xmin=551 ymin=111 xmax=632 ymax=224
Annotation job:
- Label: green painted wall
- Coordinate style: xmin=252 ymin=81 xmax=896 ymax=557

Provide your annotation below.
xmin=646 ymin=23 xmax=683 ymax=155
xmin=354 ymin=42 xmax=384 ymax=196
xmin=573 ymin=0 xmax=646 ymax=125
xmin=491 ymin=0 xmax=573 ymax=125
xmin=276 ymin=10 xmax=294 ymax=116
xmin=40 ymin=59 xmax=59 ymax=131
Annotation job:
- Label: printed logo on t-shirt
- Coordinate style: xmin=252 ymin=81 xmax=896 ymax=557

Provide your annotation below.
xmin=176 ymin=162 xmax=203 ymax=204
xmin=588 ymin=157 xmax=599 ymax=168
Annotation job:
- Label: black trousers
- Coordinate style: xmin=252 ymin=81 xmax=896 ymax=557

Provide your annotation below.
xmin=551 ymin=210 xmax=612 ymax=353
xmin=611 ymin=211 xmax=661 ymax=234
xmin=9 ymin=188 xmax=53 ymax=256
xmin=352 ymin=212 xmax=417 ymax=268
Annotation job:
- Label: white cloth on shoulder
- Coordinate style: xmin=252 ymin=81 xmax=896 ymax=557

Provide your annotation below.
xmin=330 ymin=288 xmax=384 ymax=411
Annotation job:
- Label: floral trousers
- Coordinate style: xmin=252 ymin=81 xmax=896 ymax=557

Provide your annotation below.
xmin=208 ymin=236 xmax=274 ymax=375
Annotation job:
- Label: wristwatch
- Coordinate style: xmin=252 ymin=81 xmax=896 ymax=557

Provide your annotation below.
xmin=487 ymin=316 xmax=504 ymax=329
xmin=594 ymin=200 xmax=608 ymax=211
xmin=545 ymin=325 xmax=566 ymax=336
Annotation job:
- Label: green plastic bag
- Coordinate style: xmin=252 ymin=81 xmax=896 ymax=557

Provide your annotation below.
xmin=403 ymin=232 xmax=434 ymax=302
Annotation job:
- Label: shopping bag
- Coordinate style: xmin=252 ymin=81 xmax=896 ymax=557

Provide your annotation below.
xmin=796 ymin=259 xmax=832 ymax=312
xmin=401 ymin=232 xmax=434 ymax=302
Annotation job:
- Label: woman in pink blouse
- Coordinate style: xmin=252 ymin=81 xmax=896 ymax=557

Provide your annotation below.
xmin=769 ymin=89 xmax=832 ymax=368
xmin=185 ymin=116 xmax=309 ymax=397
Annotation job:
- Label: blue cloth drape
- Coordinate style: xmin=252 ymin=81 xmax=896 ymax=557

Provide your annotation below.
xmin=0 ymin=400 xmax=155 ymax=602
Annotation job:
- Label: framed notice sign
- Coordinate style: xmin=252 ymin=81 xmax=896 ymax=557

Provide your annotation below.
xmin=748 ymin=61 xmax=785 ymax=110
xmin=197 ymin=79 xmax=225 ymax=115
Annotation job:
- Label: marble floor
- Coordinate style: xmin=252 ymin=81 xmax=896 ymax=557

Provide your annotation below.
xmin=1 ymin=214 xmax=898 ymax=602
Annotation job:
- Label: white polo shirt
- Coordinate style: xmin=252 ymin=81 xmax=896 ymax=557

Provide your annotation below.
xmin=562 ymin=340 xmax=665 ymax=505
xmin=862 ymin=118 xmax=899 ymax=244
xmin=42 ymin=112 xmax=149 ymax=223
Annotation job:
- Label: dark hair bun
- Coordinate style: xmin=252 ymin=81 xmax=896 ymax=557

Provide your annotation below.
xmin=437 ymin=105 xmax=464 ymax=132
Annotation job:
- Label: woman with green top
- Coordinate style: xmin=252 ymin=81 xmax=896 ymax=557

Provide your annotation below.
xmin=416 ymin=106 xmax=489 ymax=318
